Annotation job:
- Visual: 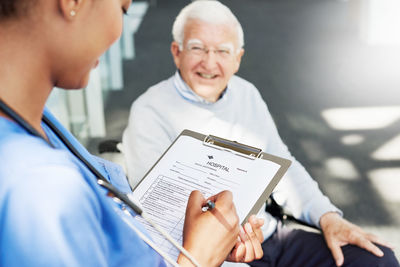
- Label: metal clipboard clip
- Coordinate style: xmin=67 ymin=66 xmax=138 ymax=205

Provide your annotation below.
xmin=203 ymin=135 xmax=263 ymax=160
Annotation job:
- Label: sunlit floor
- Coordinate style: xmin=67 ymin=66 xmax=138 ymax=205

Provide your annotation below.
xmin=89 ymin=0 xmax=400 ymax=259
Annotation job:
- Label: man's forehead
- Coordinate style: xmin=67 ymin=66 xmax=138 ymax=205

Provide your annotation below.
xmin=184 ymin=19 xmax=238 ymax=44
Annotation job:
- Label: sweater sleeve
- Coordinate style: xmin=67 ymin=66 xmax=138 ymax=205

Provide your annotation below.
xmin=260 ymin=96 xmax=342 ymax=227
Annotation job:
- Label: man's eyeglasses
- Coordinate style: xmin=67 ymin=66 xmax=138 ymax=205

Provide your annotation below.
xmin=185 ymin=43 xmax=236 ymax=60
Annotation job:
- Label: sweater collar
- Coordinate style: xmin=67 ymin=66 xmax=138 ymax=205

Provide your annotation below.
xmin=173 ymin=71 xmax=227 ymax=105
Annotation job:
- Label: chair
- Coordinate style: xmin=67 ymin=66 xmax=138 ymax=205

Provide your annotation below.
xmin=266 ymin=195 xmax=319 ymax=231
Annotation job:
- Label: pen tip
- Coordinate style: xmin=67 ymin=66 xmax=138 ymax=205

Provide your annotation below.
xmin=206 ymin=200 xmax=215 ymax=210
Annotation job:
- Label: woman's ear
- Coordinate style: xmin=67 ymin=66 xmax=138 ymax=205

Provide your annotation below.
xmin=58 ymin=0 xmax=84 ymax=20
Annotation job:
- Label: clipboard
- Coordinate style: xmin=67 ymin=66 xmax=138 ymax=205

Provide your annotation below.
xmin=131 ymin=129 xmax=291 ymax=260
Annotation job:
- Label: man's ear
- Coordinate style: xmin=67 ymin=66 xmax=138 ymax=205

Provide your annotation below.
xmin=58 ymin=0 xmax=84 ymax=19
xmin=234 ymin=48 xmax=245 ymax=73
xmin=170 ymin=41 xmax=182 ymax=69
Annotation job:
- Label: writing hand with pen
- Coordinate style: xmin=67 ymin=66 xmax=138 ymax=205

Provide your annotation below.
xmin=177 ymin=190 xmax=264 ymax=267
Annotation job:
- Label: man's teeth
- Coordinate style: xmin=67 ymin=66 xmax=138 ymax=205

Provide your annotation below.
xmin=199 ymin=73 xmax=216 ymax=79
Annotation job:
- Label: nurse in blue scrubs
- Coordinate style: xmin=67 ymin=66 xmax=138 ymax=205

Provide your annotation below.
xmin=0 ymin=0 xmax=264 ymax=266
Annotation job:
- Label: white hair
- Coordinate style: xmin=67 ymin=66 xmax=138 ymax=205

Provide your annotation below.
xmin=172 ymin=0 xmax=244 ymax=49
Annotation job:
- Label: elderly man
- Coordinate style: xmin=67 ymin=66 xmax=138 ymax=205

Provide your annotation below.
xmin=122 ymin=1 xmax=398 ymax=266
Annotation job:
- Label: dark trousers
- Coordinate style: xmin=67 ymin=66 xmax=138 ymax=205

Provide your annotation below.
xmin=249 ymin=222 xmax=399 ymax=267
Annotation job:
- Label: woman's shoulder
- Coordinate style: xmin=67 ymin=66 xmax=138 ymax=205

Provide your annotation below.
xmin=1 ymin=123 xmax=74 ymax=168
xmin=0 ymin=125 xmax=100 ymax=225
xmin=0 ymin=120 xmax=87 ymax=194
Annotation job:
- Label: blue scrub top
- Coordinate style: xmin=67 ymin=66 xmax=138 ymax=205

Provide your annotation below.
xmin=0 ymin=108 xmax=167 ymax=266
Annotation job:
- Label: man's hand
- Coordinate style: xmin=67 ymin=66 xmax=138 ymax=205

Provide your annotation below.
xmin=227 ymin=215 xmax=264 ymax=262
xmin=320 ymin=212 xmax=394 ymax=266
xmin=178 ymin=190 xmax=240 ymax=267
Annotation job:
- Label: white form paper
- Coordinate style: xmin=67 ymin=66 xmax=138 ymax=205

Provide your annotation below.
xmin=132 ymin=135 xmax=281 ymax=262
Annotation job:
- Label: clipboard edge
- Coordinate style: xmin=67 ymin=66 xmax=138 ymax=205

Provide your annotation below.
xmin=133 ymin=129 xmax=292 ymax=226
xmin=241 ymin=154 xmax=291 ymax=225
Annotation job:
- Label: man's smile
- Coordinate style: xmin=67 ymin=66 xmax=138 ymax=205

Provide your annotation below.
xmin=197 ymin=72 xmax=218 ymax=79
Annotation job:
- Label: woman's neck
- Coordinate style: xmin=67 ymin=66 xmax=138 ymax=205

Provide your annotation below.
xmin=0 ymin=27 xmax=53 ymax=135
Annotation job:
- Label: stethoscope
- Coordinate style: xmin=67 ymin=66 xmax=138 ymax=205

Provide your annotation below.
xmin=0 ymin=98 xmax=200 ymax=267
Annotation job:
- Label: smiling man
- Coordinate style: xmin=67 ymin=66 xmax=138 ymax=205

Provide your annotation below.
xmin=122 ymin=1 xmax=399 ymax=266
xmin=170 ymin=18 xmax=243 ymax=103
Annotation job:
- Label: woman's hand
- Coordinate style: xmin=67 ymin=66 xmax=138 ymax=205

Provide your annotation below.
xmin=177 ymin=190 xmax=240 ymax=267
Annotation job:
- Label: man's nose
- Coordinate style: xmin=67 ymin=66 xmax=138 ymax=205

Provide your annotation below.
xmin=202 ymin=50 xmax=218 ymax=68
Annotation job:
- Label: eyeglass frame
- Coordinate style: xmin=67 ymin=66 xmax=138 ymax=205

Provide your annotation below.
xmin=178 ymin=39 xmax=242 ymax=60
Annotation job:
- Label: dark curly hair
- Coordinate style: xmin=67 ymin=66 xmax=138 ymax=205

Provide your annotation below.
xmin=0 ymin=0 xmax=34 ymax=20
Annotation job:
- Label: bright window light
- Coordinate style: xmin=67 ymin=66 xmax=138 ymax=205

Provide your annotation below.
xmin=368 ymin=168 xmax=400 ymax=203
xmin=321 ymin=106 xmax=400 ymax=130
xmin=341 ymin=134 xmax=365 ymax=145
xmin=324 ymin=157 xmax=360 ymax=180
xmin=362 ymin=0 xmax=400 ymax=45
xmin=372 ymin=134 xmax=400 ymax=160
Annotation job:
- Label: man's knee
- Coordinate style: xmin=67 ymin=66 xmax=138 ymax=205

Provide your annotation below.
xmin=377 ymin=245 xmax=399 ymax=267
xmin=343 ymin=244 xmax=399 ymax=267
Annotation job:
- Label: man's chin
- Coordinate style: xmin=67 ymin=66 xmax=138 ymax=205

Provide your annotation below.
xmin=192 ymin=85 xmax=224 ymax=102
